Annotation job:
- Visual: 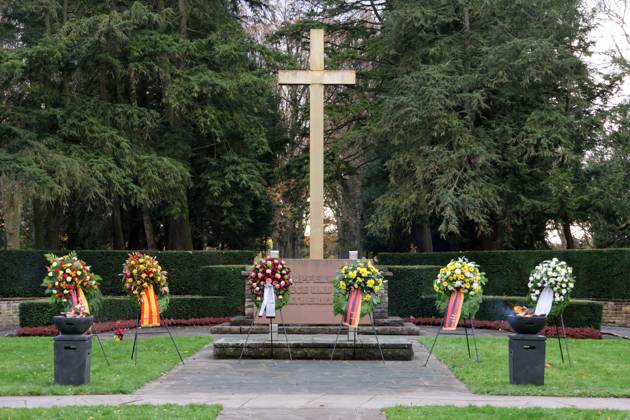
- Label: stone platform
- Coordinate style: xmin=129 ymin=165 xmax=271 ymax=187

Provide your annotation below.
xmin=213 ymin=336 xmax=413 ymax=360
xmin=210 ymin=316 xmax=420 ymax=336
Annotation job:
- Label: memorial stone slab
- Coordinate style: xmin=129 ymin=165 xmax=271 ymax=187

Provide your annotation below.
xmin=245 ymin=259 xmax=388 ymax=325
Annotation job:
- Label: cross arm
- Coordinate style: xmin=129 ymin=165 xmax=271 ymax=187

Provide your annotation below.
xmin=278 ymin=70 xmax=356 ymax=85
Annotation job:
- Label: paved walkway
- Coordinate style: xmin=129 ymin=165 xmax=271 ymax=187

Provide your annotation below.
xmin=2 ymin=333 xmax=630 ymax=417
xmin=137 ymin=335 xmax=465 ymax=395
xmin=1 ymin=329 xmax=630 ymax=418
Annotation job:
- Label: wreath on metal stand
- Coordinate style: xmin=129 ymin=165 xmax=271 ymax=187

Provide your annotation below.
xmin=122 ymin=252 xmax=183 ymax=365
xmin=424 ymin=257 xmax=488 ymax=366
xmin=528 ymin=258 xmax=575 ymax=366
xmin=240 ymin=256 xmax=294 ymax=361
xmin=330 ymin=258 xmax=386 ymax=362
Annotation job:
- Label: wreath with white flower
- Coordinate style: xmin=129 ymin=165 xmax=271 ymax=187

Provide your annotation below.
xmin=527 ymin=258 xmax=575 ymax=316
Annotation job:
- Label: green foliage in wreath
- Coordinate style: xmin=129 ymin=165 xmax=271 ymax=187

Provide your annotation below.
xmin=332 ymin=259 xmax=385 ymax=317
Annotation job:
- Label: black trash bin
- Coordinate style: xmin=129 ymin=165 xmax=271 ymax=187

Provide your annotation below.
xmin=509 ymin=334 xmax=546 ymax=385
xmin=54 ymin=335 xmax=92 ymax=385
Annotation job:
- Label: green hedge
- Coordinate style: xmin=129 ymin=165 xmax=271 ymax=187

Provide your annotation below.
xmin=0 ymin=250 xmax=254 ymax=297
xmin=379 ymin=249 xmax=630 ymax=300
xmin=198 ymin=265 xmax=245 ymax=315
xmin=389 ymin=295 xmax=602 ymax=329
xmin=387 ymin=266 xmax=440 ymax=316
xmin=19 ymin=296 xmax=227 ymax=327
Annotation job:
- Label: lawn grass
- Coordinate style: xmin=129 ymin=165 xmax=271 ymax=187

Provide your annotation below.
xmin=420 ymin=336 xmax=630 ymax=397
xmin=0 ymin=404 xmax=221 ymax=419
xmin=385 ymin=405 xmax=630 ymax=420
xmin=0 ymin=336 xmax=211 ymax=396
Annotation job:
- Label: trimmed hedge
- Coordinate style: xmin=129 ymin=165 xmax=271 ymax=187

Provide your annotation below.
xmin=390 ymin=295 xmax=602 ymax=329
xmin=379 ymin=249 xmax=630 ymax=300
xmin=198 ymin=265 xmax=245 ymax=315
xmin=388 ymin=265 xmax=440 ymax=316
xmin=19 ymin=296 xmax=227 ymax=327
xmin=0 ymin=250 xmax=254 ymax=297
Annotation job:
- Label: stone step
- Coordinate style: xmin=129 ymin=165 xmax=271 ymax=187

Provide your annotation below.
xmin=209 ymin=322 xmax=420 ymax=336
xmin=213 ymin=337 xmax=413 ymax=360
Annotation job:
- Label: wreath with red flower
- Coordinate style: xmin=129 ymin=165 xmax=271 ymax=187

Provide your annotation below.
xmin=248 ymin=256 xmax=293 ymax=309
xmin=41 ymin=251 xmax=103 ymax=312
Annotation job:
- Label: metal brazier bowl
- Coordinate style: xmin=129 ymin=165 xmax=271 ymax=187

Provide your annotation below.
xmin=507 ymin=315 xmax=547 ymax=335
xmin=53 ymin=315 xmax=94 ymax=335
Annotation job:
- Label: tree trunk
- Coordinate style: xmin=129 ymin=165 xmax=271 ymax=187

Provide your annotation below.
xmin=44 ymin=2 xmax=51 ymax=35
xmin=142 ymin=205 xmax=157 ymax=250
xmin=166 ymin=197 xmax=193 ymax=250
xmin=562 ymin=221 xmax=575 ymax=249
xmin=178 ymin=0 xmax=188 ymax=38
xmin=1 ymin=179 xmax=23 ymax=249
xmin=412 ymin=219 xmax=433 ymax=252
xmin=33 ymin=199 xmax=61 ymax=249
xmin=112 ymin=195 xmax=125 ymax=249
xmin=167 ymin=215 xmax=193 ymax=250
xmin=63 ymin=0 xmax=68 ymax=24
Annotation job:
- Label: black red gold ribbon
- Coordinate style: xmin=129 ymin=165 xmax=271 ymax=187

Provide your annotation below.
xmin=444 ymin=290 xmax=464 ymax=330
xmin=344 ymin=288 xmax=362 ymax=327
xmin=70 ymin=288 xmax=90 ymax=314
xmin=140 ymin=285 xmax=160 ymax=327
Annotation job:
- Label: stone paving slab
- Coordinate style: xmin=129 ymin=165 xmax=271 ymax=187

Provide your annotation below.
xmin=218 ymin=408 xmax=384 ymax=420
xmin=2 ymin=393 xmax=630 ymax=411
xmin=136 ymin=335 xmax=467 ymax=395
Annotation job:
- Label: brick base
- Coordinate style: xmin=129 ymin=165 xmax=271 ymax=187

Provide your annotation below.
xmin=599 ymin=299 xmax=630 ymax=327
xmin=0 ymin=299 xmax=24 ymax=328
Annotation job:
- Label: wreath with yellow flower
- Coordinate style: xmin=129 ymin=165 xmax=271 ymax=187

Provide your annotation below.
xmin=333 ymin=258 xmax=385 ymax=317
xmin=121 ymin=251 xmax=170 ymax=312
xmin=433 ymin=257 xmax=487 ymax=318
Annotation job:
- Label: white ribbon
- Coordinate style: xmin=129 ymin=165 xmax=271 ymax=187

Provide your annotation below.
xmin=535 ymin=286 xmax=554 ymax=316
xmin=258 ymin=283 xmax=276 ymax=318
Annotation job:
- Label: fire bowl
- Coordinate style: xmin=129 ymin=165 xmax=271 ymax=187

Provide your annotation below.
xmin=507 ymin=315 xmax=547 ymax=335
xmin=53 ymin=315 xmax=94 ymax=335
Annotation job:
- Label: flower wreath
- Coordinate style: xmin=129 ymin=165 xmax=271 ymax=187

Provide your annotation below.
xmin=433 ymin=256 xmax=487 ymax=318
xmin=527 ymin=258 xmax=575 ymax=316
xmin=333 ymin=258 xmax=385 ymax=317
xmin=42 ymin=251 xmax=103 ymax=313
xmin=122 ymin=251 xmax=170 ymax=313
xmin=248 ymin=256 xmax=293 ymax=309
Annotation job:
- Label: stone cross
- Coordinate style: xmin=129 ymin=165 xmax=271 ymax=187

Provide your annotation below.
xmin=278 ymin=29 xmax=356 ymax=259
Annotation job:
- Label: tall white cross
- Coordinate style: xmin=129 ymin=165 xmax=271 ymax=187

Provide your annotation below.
xmin=278 ymin=29 xmax=356 ymax=259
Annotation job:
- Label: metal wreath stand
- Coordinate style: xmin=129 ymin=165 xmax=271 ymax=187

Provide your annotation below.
xmin=239 ymin=309 xmax=292 ymax=362
xmin=88 ymin=324 xmax=110 ymax=366
xmin=130 ymin=306 xmax=184 ymax=366
xmin=424 ymin=315 xmax=480 ymax=367
xmin=550 ymin=310 xmax=572 ymax=366
xmin=330 ymin=311 xmax=385 ymax=363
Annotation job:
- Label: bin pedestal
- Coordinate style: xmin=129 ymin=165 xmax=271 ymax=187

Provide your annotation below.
xmin=509 ymin=334 xmax=546 ymax=385
xmin=54 ymin=335 xmax=92 ymax=385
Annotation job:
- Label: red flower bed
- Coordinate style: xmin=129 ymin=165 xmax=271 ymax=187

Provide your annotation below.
xmin=403 ymin=316 xmax=602 ymax=339
xmin=15 ymin=317 xmax=230 ymax=337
